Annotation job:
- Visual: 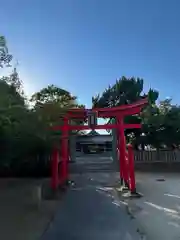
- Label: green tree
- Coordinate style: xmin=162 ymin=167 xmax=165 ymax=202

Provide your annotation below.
xmin=92 ymin=77 xmax=159 ymax=148
xmin=31 ymin=84 xmax=85 ymax=127
xmin=0 ymin=36 xmax=13 ymax=68
xmin=0 ymin=74 xmax=27 ymax=169
xmin=92 ymin=77 xmax=158 ymax=108
xmin=0 ymin=37 xmax=88 ymax=175
xmin=141 ymin=99 xmax=180 ymax=149
xmin=0 ymin=75 xmax=86 ymax=176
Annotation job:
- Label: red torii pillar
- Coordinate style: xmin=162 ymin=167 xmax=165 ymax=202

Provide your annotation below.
xmin=59 ymin=116 xmax=69 ymax=185
xmin=117 ymin=117 xmax=129 ymax=187
xmin=127 ymin=144 xmax=136 ymax=193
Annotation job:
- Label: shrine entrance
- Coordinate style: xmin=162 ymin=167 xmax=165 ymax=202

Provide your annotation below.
xmin=70 ymin=131 xmax=117 ymax=173
xmin=75 ymin=130 xmax=112 ymax=154
xmin=51 ymin=99 xmax=148 ymax=193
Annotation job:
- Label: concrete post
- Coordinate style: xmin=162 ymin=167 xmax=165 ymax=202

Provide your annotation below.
xmin=31 ymin=185 xmax=42 ymax=209
xmin=69 ymin=133 xmax=76 ymax=162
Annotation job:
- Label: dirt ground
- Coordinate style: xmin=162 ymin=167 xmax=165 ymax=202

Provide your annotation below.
xmin=0 ymin=178 xmax=59 ymax=240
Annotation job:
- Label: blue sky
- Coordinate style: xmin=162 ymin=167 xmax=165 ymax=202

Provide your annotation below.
xmin=1 ymin=0 xmax=180 ymax=107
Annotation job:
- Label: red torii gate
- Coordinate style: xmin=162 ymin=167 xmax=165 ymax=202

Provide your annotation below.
xmin=51 ymin=98 xmax=148 ymax=193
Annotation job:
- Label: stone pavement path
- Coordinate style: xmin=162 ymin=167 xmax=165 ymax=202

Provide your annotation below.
xmin=42 ymin=174 xmax=140 ymax=240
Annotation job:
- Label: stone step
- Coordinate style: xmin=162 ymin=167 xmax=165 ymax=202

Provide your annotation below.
xmin=69 ymin=163 xmax=117 ymax=173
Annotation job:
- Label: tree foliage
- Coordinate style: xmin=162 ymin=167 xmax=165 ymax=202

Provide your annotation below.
xmin=141 ymin=99 xmax=180 ymax=149
xmin=0 ymin=72 xmax=84 ymax=176
xmin=91 ymin=76 xmax=180 ymax=149
xmin=0 ymin=36 xmax=13 ymax=68
xmin=92 ymin=77 xmax=159 ymax=108
xmin=92 ymin=77 xmax=158 ymax=141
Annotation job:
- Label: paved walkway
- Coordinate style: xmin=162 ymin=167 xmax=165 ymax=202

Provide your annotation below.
xmin=42 ymin=174 xmax=140 ymax=240
xmin=126 ymin=173 xmax=180 ymax=240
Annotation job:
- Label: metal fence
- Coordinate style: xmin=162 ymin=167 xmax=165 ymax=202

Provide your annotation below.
xmin=134 ymin=150 xmax=180 ymax=163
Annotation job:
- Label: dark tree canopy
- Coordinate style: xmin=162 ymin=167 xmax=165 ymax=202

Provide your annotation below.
xmin=91 ymin=76 xmax=180 ymax=149
xmin=92 ymin=77 xmax=159 ymax=108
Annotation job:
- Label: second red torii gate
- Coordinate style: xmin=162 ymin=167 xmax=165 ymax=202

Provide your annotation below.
xmin=51 ymin=98 xmax=148 ymax=192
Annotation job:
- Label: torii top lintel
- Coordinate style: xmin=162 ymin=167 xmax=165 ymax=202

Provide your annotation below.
xmin=67 ymin=98 xmax=148 ymax=119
